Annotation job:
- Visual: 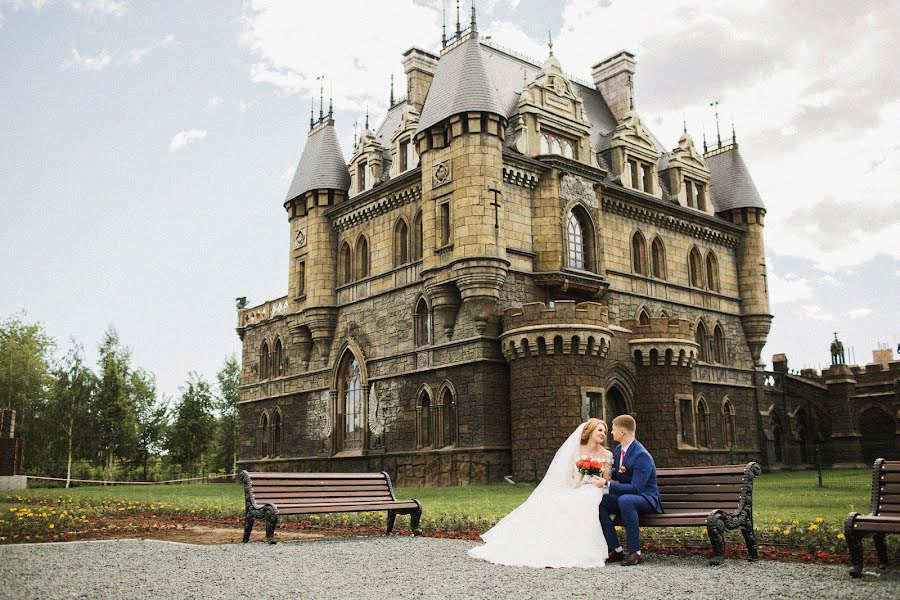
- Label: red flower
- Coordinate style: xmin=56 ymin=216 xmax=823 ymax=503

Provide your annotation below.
xmin=590 ymin=459 xmax=603 ymax=470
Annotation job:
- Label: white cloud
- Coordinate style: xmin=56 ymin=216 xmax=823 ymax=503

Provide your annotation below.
xmin=124 ymin=34 xmax=174 ymax=65
xmin=768 ymin=270 xmax=814 ymax=305
xmin=67 ymin=0 xmax=127 ymax=16
xmin=848 ymin=308 xmax=872 ymax=319
xmin=207 ymin=96 xmax=224 ymax=108
xmin=238 ymin=100 xmax=257 ymax=113
xmin=169 ymin=129 xmax=207 ymax=152
xmin=64 ymin=48 xmax=113 ymax=71
xmin=801 ymin=304 xmax=836 ymax=322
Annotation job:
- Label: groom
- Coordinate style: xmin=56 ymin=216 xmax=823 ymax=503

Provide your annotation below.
xmin=596 ymin=414 xmax=663 ymax=566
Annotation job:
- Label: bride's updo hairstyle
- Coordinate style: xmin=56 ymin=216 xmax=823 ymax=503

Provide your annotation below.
xmin=579 ymin=418 xmax=607 ymax=445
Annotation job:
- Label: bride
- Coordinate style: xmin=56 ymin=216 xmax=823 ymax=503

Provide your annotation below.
xmin=468 ymin=418 xmax=613 ymax=568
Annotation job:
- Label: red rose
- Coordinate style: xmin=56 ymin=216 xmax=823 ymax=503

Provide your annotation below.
xmin=590 ymin=459 xmax=603 ymax=470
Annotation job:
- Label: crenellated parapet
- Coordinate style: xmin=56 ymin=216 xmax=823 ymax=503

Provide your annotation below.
xmin=500 ymin=301 xmax=612 ymax=361
xmin=623 ymin=317 xmax=699 ymax=367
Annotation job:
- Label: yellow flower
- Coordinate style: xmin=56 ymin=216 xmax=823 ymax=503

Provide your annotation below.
xmin=782 ymin=529 xmax=791 ymax=535
xmin=815 ymin=517 xmax=824 ymax=523
xmin=776 ymin=518 xmax=783 ymax=524
xmin=8 ymin=508 xmax=16 ymax=512
xmin=808 ymin=524 xmax=818 ymax=531
xmin=48 ymin=524 xmax=54 ymax=529
xmin=792 ymin=519 xmax=800 ymax=526
xmin=837 ymin=533 xmax=845 ymax=540
xmin=771 ymin=526 xmax=780 ymax=532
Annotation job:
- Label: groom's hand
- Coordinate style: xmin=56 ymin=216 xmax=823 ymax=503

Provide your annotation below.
xmin=591 ymin=476 xmax=607 ymax=488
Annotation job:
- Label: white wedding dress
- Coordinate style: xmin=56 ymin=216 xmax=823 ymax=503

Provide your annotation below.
xmin=468 ymin=424 xmax=610 ymax=568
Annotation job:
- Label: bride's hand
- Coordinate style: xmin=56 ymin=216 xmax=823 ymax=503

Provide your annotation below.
xmin=590 ymin=476 xmax=606 ymax=488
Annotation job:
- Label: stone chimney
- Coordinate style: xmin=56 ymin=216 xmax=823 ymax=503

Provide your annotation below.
xmin=402 ymin=47 xmax=439 ymax=113
xmin=591 ymin=50 xmax=636 ymax=122
xmin=873 ymin=347 xmax=893 ymax=368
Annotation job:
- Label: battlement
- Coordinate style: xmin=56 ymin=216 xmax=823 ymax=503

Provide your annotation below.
xmin=502 ymin=301 xmax=609 ymax=333
xmin=621 ymin=317 xmax=694 ymax=341
xmin=622 ymin=317 xmax=699 ymax=367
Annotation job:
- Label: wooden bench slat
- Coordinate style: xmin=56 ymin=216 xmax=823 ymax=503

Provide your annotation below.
xmin=658 ymin=484 xmax=745 ymax=494
xmin=881 ymin=463 xmax=900 ymax=473
xmin=656 ymin=465 xmax=750 ymax=476
xmin=273 ymin=499 xmax=409 ymax=508
xmin=250 ymin=479 xmax=390 ymax=487
xmin=254 ymin=489 xmax=394 ymax=498
xmin=253 ymin=484 xmax=390 ymax=493
xmin=852 ymin=522 xmax=900 ymax=533
xmin=246 ymin=472 xmax=387 ymax=479
xmin=258 ymin=496 xmax=396 ymax=505
xmin=881 ymin=473 xmax=900 ymax=483
xmin=657 ymin=476 xmax=746 ymax=486
xmin=661 ymin=502 xmax=739 ymax=511
xmin=277 ymin=502 xmax=419 ymax=515
xmin=660 ymin=493 xmax=745 ymax=502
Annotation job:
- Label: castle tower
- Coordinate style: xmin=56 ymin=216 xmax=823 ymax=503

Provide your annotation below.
xmin=624 ymin=317 xmax=699 ymax=466
xmin=501 ymin=301 xmax=613 ymax=481
xmin=283 ymin=113 xmax=351 ymax=365
xmin=822 ymin=335 xmax=862 ymax=466
xmin=414 ymin=30 xmax=509 ymax=338
xmin=706 ymin=142 xmax=772 ymax=367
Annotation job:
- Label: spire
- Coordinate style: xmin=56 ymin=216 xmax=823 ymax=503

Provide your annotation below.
xmin=365 ymin=105 xmax=369 ymax=130
xmin=731 ymin=121 xmax=737 ymax=144
xmin=455 ymin=0 xmax=461 ymax=37
xmin=309 ymin=97 xmax=314 ymax=130
xmin=683 ymin=114 xmax=687 ymax=135
xmin=353 ymin=120 xmax=357 ymax=150
xmin=710 ymin=100 xmax=721 ymax=149
xmin=470 ymin=0 xmax=477 ymax=34
xmin=548 ymin=30 xmax=553 ymax=56
xmin=318 ymin=76 xmax=324 ymax=122
xmin=327 ymin=94 xmax=333 ymax=121
xmin=390 ymin=74 xmax=395 ymax=105
xmin=702 ymin=123 xmax=708 ymax=154
xmin=285 ymin=118 xmax=351 ymax=202
xmin=442 ymin=2 xmax=447 ymax=47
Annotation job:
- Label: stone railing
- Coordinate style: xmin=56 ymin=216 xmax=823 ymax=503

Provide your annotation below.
xmin=238 ymin=295 xmax=290 ymax=328
xmin=336 ymin=261 xmax=423 ymax=305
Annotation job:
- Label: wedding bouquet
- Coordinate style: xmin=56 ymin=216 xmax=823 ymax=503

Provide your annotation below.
xmin=576 ymin=455 xmax=604 ymax=481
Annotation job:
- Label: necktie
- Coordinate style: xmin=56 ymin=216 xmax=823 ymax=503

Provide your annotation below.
xmin=621 ymin=447 xmax=625 ymax=466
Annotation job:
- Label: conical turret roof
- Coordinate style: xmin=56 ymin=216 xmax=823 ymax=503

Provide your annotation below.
xmin=416 ymin=35 xmax=504 ymax=134
xmin=706 ymin=145 xmax=765 ymax=211
xmin=285 ymin=122 xmax=350 ymax=202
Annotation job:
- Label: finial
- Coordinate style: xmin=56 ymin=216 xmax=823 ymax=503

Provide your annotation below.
xmin=702 ymin=123 xmax=708 ymax=154
xmin=327 ymin=96 xmax=333 ymax=120
xmin=353 ymin=120 xmax=357 ymax=149
xmin=442 ymin=2 xmax=447 ymax=47
xmin=309 ymin=97 xmax=314 ymax=130
xmin=628 ymin=75 xmax=634 ymax=111
xmin=365 ymin=105 xmax=369 ymax=130
xmin=548 ymin=30 xmax=553 ymax=56
xmin=710 ymin=100 xmax=721 ymax=149
xmin=318 ymin=76 xmax=324 ymax=122
xmin=731 ymin=120 xmax=736 ymax=144
xmin=390 ymin=74 xmax=395 ymax=105
xmin=683 ymin=113 xmax=687 ymax=135
xmin=470 ymin=0 xmax=477 ymax=34
xmin=456 ymin=0 xmax=461 ymax=37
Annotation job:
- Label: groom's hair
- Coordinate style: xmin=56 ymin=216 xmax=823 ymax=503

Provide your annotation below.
xmin=612 ymin=414 xmax=636 ymax=433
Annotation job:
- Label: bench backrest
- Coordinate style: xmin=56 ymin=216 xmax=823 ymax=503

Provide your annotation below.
xmin=239 ymin=471 xmax=397 ymax=508
xmin=656 ymin=463 xmax=761 ymax=514
xmin=872 ymin=459 xmax=900 ymax=517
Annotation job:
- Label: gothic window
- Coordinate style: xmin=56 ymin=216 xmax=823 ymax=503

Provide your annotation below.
xmin=696 ymin=397 xmax=709 ymax=448
xmin=337 ymin=352 xmax=364 ymax=451
xmin=638 ymin=309 xmax=650 ymax=326
xmin=689 ymin=247 xmax=704 ymax=288
xmin=273 ymin=338 xmax=284 ymax=377
xmin=394 ymin=219 xmax=409 ymax=267
xmin=696 ymin=321 xmax=709 ymax=362
xmin=297 ymin=260 xmax=306 ymax=296
xmin=722 ymin=398 xmax=736 ymax=448
xmin=631 ymin=231 xmax=647 ymax=275
xmin=356 ymin=160 xmax=368 ymax=193
xmin=566 ymin=206 xmax=595 ymax=271
xmin=685 ymin=179 xmax=695 ymax=208
xmin=339 ymin=242 xmax=352 ymax=285
xmin=629 ymin=160 xmax=639 ymax=189
xmin=399 ymin=138 xmax=410 ymax=172
xmin=540 ymin=132 xmax=578 ymax=159
xmin=438 ymin=202 xmax=451 ymax=246
xmin=641 ymin=164 xmax=653 ymax=194
xmin=412 ymin=211 xmax=423 ymax=260
xmin=259 ymin=341 xmax=270 ymax=380
xmin=705 ymin=252 xmax=720 ymax=292
xmin=271 ymin=409 xmax=283 ymax=456
xmin=441 ymin=387 xmax=456 ymax=447
xmin=415 ymin=298 xmax=432 ymax=347
xmin=679 ymin=398 xmax=695 ymax=446
xmin=587 ymin=391 xmax=603 ymax=421
xmin=713 ymin=324 xmax=726 ymax=365
xmin=651 ymin=237 xmax=667 ymax=280
xmin=417 ymin=391 xmax=433 ymax=448
xmin=258 ymin=411 xmax=270 ymax=457
xmin=355 ymin=236 xmax=369 ymax=279
xmin=605 ymin=386 xmax=628 ymax=424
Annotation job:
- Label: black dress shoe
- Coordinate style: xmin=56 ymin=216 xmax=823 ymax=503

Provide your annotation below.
xmin=622 ymin=552 xmax=644 ymax=566
xmin=607 ymin=550 xmax=625 ymax=563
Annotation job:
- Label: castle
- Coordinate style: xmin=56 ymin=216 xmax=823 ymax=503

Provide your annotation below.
xmin=234 ymin=13 xmax=896 ymax=485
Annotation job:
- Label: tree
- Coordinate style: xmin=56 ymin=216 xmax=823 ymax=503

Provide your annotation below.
xmin=93 ymin=327 xmax=138 ymax=481
xmin=48 ymin=342 xmax=97 ymax=487
xmin=166 ymin=372 xmax=216 ymax=477
xmin=128 ymin=368 xmax=168 ymax=481
xmin=211 ymin=355 xmax=241 ymax=474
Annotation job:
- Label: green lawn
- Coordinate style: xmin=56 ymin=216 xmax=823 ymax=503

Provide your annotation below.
xmin=5 ymin=468 xmax=871 ymax=525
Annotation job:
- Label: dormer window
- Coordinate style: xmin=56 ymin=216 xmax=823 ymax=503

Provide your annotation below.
xmin=627 ymin=157 xmax=655 ymax=194
xmin=356 ymin=160 xmax=368 ymax=193
xmin=684 ymin=177 xmax=707 ymax=211
xmin=540 ymin=131 xmax=578 ymax=159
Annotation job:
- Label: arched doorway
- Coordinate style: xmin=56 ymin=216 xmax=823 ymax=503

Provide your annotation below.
xmin=859 ymin=407 xmax=896 ymax=466
xmin=771 ymin=412 xmax=785 ymax=463
xmin=606 ymin=386 xmax=628 ymax=424
xmin=795 ymin=408 xmax=813 ymax=464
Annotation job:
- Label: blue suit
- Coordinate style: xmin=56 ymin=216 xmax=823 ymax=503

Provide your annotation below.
xmin=599 ymin=439 xmax=663 ymax=553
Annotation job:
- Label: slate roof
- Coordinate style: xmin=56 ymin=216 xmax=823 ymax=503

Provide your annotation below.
xmin=417 ymin=35 xmax=505 ymax=133
xmin=705 ymin=145 xmax=766 ymax=211
xmin=285 ymin=122 xmax=350 ymax=202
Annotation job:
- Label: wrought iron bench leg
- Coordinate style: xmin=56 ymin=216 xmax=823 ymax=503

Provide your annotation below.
xmin=873 ymin=533 xmax=888 ymax=570
xmin=386 ymin=510 xmax=397 ymax=535
xmin=706 ymin=512 xmax=727 ymax=566
xmin=410 ymin=506 xmax=423 ymax=536
xmin=741 ymin=519 xmax=759 ymax=561
xmin=845 ymin=513 xmax=864 ymax=578
xmin=264 ymin=509 xmax=278 ymax=545
xmin=242 ymin=513 xmax=255 ymax=543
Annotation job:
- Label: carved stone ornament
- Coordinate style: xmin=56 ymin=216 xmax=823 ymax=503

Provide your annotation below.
xmin=432 ymin=159 xmax=451 ymax=188
xmin=559 ymin=174 xmax=596 ymax=208
xmin=293 ymin=227 xmax=307 ymax=250
xmin=316 ymin=390 xmax=333 ymax=439
xmin=368 ymin=382 xmax=385 ymax=436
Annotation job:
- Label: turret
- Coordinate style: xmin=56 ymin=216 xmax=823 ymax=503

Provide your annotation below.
xmin=414 ymin=29 xmax=509 ymax=338
xmin=283 ymin=113 xmax=350 ymax=365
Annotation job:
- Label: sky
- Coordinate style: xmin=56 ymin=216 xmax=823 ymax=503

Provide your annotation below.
xmin=1 ymin=0 xmax=898 ymax=401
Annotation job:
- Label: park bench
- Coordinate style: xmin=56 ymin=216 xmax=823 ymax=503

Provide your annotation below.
xmin=845 ymin=458 xmax=900 ymax=578
xmin=237 ymin=470 xmax=423 ymax=544
xmin=615 ymin=463 xmax=762 ymax=565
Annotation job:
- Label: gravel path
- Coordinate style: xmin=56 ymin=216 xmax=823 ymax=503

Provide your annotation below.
xmin=1 ymin=537 xmax=897 ymax=600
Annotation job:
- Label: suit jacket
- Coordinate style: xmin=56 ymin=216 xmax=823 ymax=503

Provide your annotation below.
xmin=609 ymin=439 xmax=663 ymax=513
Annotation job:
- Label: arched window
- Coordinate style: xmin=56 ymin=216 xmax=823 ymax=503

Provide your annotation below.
xmin=441 ymin=387 xmax=456 ymax=447
xmin=705 ymin=252 xmax=720 ymax=292
xmin=638 ymin=309 xmax=651 ymax=326
xmin=696 ymin=321 xmax=709 ymax=362
xmin=259 ymin=341 xmax=270 ymax=380
xmin=339 ymin=242 xmax=352 ymax=285
xmin=355 ymin=236 xmax=369 ymax=279
xmin=258 ymin=411 xmax=270 ymax=457
xmin=271 ymin=409 xmax=282 ymax=456
xmin=722 ymin=399 xmax=736 ymax=449
xmin=696 ymin=398 xmax=709 ymax=448
xmin=411 ymin=211 xmax=423 ymax=261
xmin=713 ymin=324 xmax=726 ymax=365
xmin=605 ymin=386 xmax=628 ymax=424
xmin=415 ymin=298 xmax=431 ymax=347
xmin=417 ymin=391 xmax=433 ymax=448
xmin=337 ymin=351 xmax=364 ymax=451
xmin=771 ymin=411 xmax=784 ymax=463
xmin=631 ymin=231 xmax=647 ymax=275
xmin=393 ymin=219 xmax=409 ymax=267
xmin=689 ymin=247 xmax=704 ymax=288
xmin=273 ymin=338 xmax=283 ymax=377
xmin=651 ymin=237 xmax=667 ymax=280
xmin=566 ymin=206 xmax=595 ymax=272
